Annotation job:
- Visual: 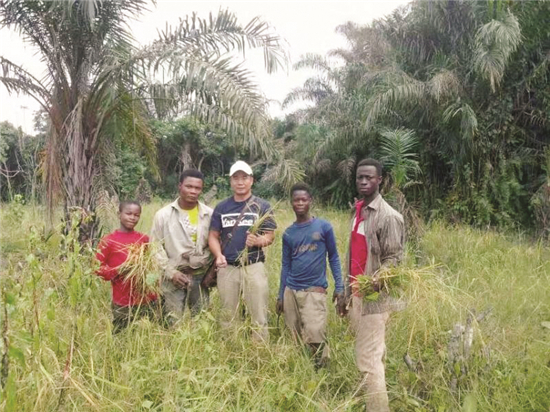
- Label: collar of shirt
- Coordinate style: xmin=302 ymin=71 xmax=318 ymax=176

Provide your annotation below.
xmin=170 ymin=199 xmax=210 ymax=217
xmin=363 ymin=193 xmax=382 ymax=211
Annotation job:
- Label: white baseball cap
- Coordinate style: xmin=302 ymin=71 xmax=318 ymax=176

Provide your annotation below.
xmin=229 ymin=160 xmax=253 ymax=176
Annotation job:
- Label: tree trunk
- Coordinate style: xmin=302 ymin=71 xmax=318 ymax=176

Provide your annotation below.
xmin=59 ymin=107 xmax=100 ymax=243
xmin=179 ymin=142 xmax=193 ymax=174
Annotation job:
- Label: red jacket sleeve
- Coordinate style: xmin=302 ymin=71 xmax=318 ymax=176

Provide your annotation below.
xmin=96 ymin=237 xmax=118 ymax=281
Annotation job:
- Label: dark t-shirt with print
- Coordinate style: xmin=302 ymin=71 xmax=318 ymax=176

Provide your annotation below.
xmin=210 ymin=195 xmax=276 ymax=265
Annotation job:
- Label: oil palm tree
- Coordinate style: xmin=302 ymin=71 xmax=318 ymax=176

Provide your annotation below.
xmin=0 ymin=0 xmax=287 ymax=237
xmin=284 ymin=0 xmax=542 ymax=224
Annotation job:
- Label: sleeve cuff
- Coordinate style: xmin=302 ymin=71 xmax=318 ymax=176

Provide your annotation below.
xmin=98 ymin=266 xmax=118 ymax=281
xmin=164 ymin=268 xmax=180 ymax=281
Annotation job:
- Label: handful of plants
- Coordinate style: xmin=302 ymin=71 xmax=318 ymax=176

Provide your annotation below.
xmin=237 ymin=199 xmax=278 ymax=267
xmin=356 ymin=265 xmax=406 ymax=302
xmin=356 ymin=263 xmax=441 ymax=302
xmin=118 ymin=243 xmax=162 ymax=296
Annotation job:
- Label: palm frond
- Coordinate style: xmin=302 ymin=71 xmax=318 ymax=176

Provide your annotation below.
xmin=363 ymin=72 xmax=426 ymax=131
xmin=282 ymin=76 xmax=335 ymax=108
xmin=0 ymin=57 xmax=51 ymax=108
xmin=379 ymin=128 xmax=421 ymax=189
xmin=337 ymin=155 xmax=357 ymax=182
xmin=261 ymin=158 xmax=305 ymax=192
xmin=139 ymin=53 xmax=273 ymax=154
xmin=443 ymin=101 xmax=478 ymax=141
xmin=427 ymin=69 xmax=461 ymax=103
xmin=473 ymin=11 xmax=522 ymax=92
xmin=156 ymin=9 xmax=288 ymax=74
xmin=293 ymin=53 xmax=332 ymax=73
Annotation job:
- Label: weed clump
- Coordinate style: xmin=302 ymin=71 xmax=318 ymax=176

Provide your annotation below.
xmin=119 ymin=242 xmax=162 ymax=297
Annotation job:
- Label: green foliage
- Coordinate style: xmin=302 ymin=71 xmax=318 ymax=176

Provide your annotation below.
xmin=531 ymin=148 xmax=550 ymax=238
xmin=1 ymin=202 xmax=549 ymax=410
xmin=150 ymin=118 xmax=239 ymax=198
xmin=114 ymin=148 xmax=149 ymax=201
xmin=379 ymin=128 xmax=421 ymax=190
xmin=283 ymin=0 xmax=550 ymax=230
xmin=0 ymin=121 xmax=44 ymax=202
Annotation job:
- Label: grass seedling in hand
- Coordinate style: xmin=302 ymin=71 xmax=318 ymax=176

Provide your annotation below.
xmin=118 ymin=242 xmax=162 ymax=297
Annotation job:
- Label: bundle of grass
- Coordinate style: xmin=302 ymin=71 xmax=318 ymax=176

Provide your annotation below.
xmin=356 ymin=262 xmax=445 ymax=302
xmin=118 ymin=242 xmax=162 ymax=296
xmin=238 ymin=200 xmax=279 ymax=267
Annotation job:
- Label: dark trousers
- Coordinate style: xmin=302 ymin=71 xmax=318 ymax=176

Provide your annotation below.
xmin=111 ymin=300 xmax=160 ymax=333
xmin=162 ymin=274 xmax=210 ymax=326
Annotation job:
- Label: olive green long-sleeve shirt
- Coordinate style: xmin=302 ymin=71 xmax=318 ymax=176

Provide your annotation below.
xmin=150 ymin=199 xmax=213 ymax=280
xmin=346 ymin=194 xmax=406 ymax=314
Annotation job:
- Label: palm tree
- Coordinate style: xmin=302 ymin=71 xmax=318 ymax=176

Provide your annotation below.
xmin=284 ymin=0 xmax=548 ymax=227
xmin=379 ymin=128 xmax=421 ymax=191
xmin=0 ymin=0 xmax=287 ymax=238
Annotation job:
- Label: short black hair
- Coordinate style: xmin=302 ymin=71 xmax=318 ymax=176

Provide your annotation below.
xmin=119 ymin=200 xmax=141 ymax=212
xmin=356 ymin=158 xmax=383 ymax=176
xmin=290 ymin=182 xmax=312 ymax=198
xmin=179 ymin=169 xmax=204 ymax=184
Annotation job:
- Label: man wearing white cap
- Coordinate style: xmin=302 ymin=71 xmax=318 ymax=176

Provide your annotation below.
xmin=208 ymin=160 xmax=276 ymax=342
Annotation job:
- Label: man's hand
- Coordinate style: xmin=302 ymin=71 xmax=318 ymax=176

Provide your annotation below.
xmin=172 ymin=271 xmax=192 ymax=289
xmin=245 ymin=232 xmax=262 ymax=248
xmin=276 ymin=299 xmax=284 ymax=315
xmin=215 ymin=254 xmax=227 ymax=269
xmin=333 ymin=291 xmax=347 ymax=317
xmin=371 ymin=273 xmax=381 ymax=292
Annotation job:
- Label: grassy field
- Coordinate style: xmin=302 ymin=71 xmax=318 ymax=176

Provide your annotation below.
xmin=1 ymin=200 xmax=549 ymax=411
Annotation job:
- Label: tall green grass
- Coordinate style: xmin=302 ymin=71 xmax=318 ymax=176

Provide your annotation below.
xmin=1 ymin=201 xmax=549 ymax=411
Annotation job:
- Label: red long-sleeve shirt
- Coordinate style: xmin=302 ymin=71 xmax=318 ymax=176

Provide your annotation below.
xmin=96 ymin=230 xmax=157 ymax=307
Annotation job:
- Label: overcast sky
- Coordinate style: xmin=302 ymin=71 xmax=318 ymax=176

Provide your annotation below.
xmin=0 ymin=0 xmax=409 ymax=134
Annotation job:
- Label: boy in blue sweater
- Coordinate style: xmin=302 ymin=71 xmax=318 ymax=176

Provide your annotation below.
xmin=277 ymin=183 xmax=345 ymax=367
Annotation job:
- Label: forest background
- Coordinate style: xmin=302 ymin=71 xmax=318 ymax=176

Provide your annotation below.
xmin=0 ymin=0 xmax=549 ymax=235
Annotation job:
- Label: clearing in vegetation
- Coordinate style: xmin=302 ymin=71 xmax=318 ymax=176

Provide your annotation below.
xmin=1 ymin=202 xmax=549 ymax=411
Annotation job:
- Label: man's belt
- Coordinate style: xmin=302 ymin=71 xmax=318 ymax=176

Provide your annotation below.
xmin=227 ymin=258 xmax=265 ymax=267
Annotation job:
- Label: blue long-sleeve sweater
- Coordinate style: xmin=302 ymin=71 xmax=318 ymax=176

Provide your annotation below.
xmin=278 ymin=218 xmax=344 ymax=300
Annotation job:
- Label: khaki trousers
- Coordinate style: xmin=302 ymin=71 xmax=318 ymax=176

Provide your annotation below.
xmin=284 ymin=287 xmax=329 ymax=361
xmin=350 ymin=296 xmax=390 ymax=412
xmin=217 ymin=262 xmax=269 ymax=342
xmin=284 ymin=287 xmax=327 ymax=343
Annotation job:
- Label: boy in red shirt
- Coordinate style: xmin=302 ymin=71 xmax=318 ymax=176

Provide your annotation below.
xmin=96 ymin=201 xmax=158 ymax=332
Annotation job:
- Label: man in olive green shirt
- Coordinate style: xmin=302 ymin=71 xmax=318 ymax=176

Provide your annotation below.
xmin=151 ymin=169 xmax=213 ymax=322
xmin=344 ymin=158 xmax=405 ymax=412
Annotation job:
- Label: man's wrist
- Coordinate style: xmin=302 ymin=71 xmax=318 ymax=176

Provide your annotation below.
xmin=165 ymin=269 xmax=179 ymax=280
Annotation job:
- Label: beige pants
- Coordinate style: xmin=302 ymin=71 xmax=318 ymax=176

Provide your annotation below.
xmin=350 ymin=296 xmax=390 ymax=412
xmin=284 ymin=287 xmax=329 ymax=362
xmin=283 ymin=288 xmax=327 ymax=343
xmin=217 ymin=262 xmax=269 ymax=342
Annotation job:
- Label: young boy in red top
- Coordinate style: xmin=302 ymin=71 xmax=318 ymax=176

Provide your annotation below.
xmin=96 ymin=201 xmax=158 ymax=332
